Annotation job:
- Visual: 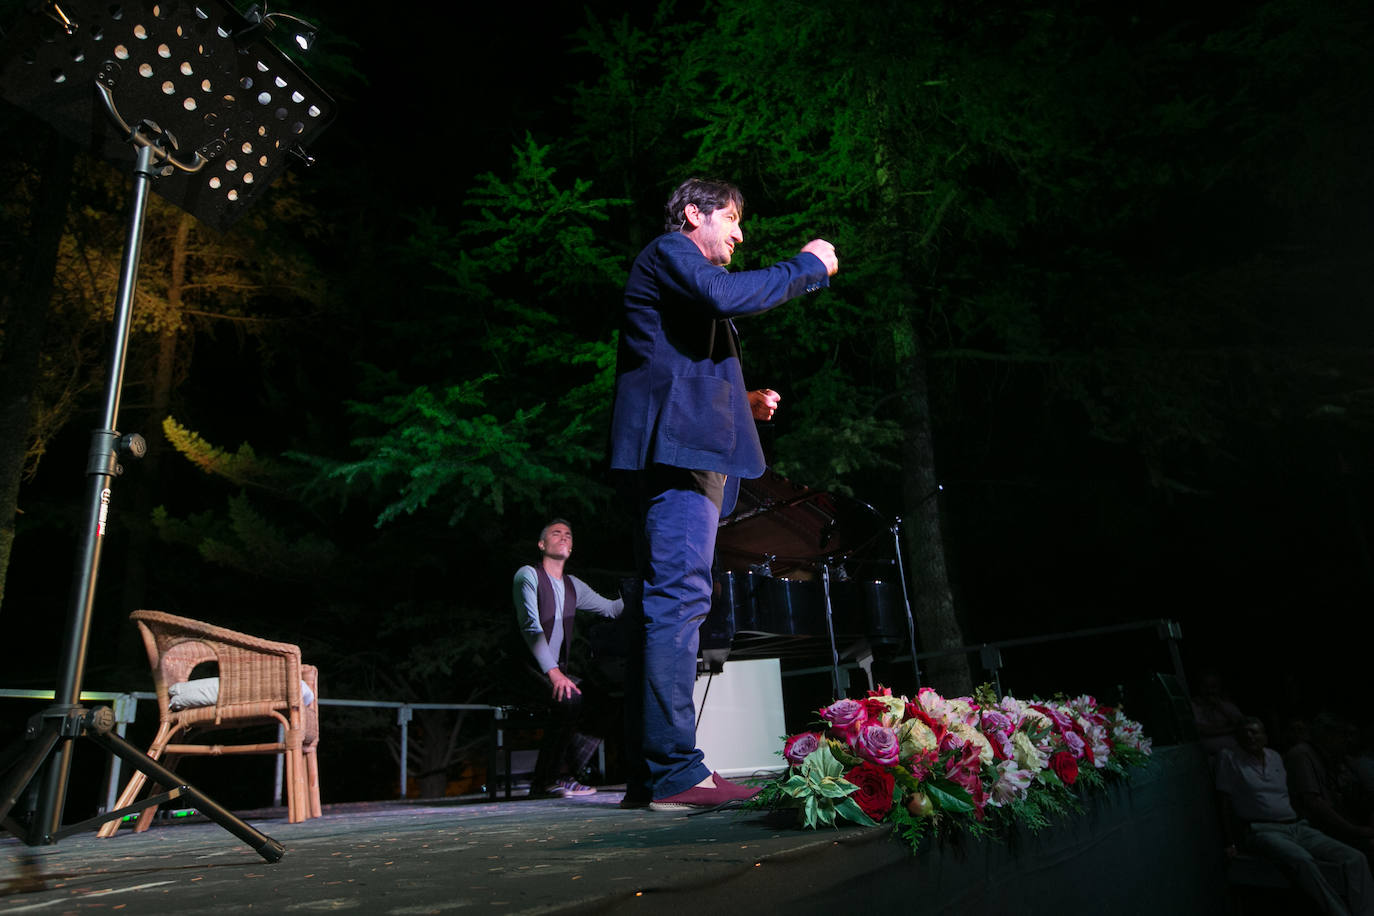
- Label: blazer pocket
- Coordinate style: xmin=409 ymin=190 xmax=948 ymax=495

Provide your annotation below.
xmin=663 ymin=376 xmax=736 ymax=455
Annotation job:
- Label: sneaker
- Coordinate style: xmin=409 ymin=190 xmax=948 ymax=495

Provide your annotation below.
xmin=556 ymin=777 xmax=596 ymax=797
xmin=529 ymin=783 xmax=565 ymax=798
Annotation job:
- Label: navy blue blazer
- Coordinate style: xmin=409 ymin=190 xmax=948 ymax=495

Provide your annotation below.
xmin=608 ymin=232 xmax=829 ymax=505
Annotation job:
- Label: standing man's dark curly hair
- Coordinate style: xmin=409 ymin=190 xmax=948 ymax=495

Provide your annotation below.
xmin=664 ymin=178 xmax=745 ymax=233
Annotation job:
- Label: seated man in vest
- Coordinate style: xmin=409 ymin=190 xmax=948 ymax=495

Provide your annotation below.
xmin=512 ymin=518 xmax=624 ymax=797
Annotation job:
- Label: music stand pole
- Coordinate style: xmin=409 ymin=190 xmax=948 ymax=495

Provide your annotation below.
xmin=890 ymin=519 xmax=923 ymax=689
xmin=29 ymin=137 xmax=154 ymax=844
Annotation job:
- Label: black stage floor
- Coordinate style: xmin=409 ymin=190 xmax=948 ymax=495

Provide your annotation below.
xmin=1 ymin=789 xmax=899 ymax=914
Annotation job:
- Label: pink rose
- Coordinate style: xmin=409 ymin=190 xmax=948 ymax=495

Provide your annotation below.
xmin=783 ymin=731 xmax=824 ymax=765
xmin=820 ymin=698 xmax=865 ymax=731
xmin=856 ymin=724 xmax=900 ymax=766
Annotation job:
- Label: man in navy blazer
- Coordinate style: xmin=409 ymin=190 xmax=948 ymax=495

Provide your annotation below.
xmin=610 ymin=177 xmax=838 ymax=809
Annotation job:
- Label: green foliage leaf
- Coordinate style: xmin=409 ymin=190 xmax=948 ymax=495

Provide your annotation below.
xmin=778 ymin=743 xmax=869 ymax=830
xmin=834 ymin=796 xmax=879 ymax=828
xmin=924 ymin=776 xmax=976 ymax=815
xmin=163 ymin=416 xmax=288 ymax=489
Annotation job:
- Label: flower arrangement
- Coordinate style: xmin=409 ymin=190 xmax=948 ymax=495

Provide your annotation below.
xmin=757 ymin=685 xmax=1153 ymax=851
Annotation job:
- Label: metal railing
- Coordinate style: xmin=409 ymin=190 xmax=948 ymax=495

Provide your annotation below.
xmin=759 ymin=617 xmax=1188 ymax=700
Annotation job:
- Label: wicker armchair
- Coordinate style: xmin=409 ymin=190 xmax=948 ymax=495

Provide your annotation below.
xmin=96 ymin=610 xmax=321 ymax=836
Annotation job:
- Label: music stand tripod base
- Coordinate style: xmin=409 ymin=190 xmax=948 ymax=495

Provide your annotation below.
xmin=0 ymin=704 xmax=284 ymax=862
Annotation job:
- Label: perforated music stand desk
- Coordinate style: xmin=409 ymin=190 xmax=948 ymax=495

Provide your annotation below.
xmin=1 ymin=0 xmax=335 ymax=229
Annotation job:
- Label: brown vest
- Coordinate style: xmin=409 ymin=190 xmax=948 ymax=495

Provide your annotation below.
xmin=535 ymin=567 xmax=578 ymax=668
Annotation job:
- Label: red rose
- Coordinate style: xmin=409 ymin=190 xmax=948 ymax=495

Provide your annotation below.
xmin=860 ymin=696 xmax=890 ymax=724
xmin=1050 ymin=750 xmax=1079 ymax=786
xmin=845 ymin=761 xmax=896 ymax=821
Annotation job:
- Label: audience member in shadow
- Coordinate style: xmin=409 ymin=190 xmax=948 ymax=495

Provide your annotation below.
xmin=1193 ymin=670 xmax=1246 ymax=757
xmin=1284 ymin=717 xmax=1314 ymax=753
xmin=1287 ymin=713 xmax=1374 ymax=861
xmin=1354 ymin=725 xmax=1374 ymax=814
xmin=1215 ymin=717 xmax=1373 ymax=915
xmin=1268 ymin=671 xmax=1315 ymax=751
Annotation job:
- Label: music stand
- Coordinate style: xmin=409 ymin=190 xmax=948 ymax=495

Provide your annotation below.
xmin=890 ymin=519 xmax=923 ymax=690
xmin=0 ymin=0 xmax=335 ymax=861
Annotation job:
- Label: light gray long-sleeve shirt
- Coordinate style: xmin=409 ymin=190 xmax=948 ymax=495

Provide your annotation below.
xmin=512 ymin=565 xmax=623 ymax=674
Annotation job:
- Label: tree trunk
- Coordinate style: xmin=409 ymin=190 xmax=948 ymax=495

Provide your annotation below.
xmin=895 ymin=313 xmax=972 ymax=697
xmin=862 ymin=70 xmax=971 ymax=695
xmin=0 ymin=129 xmax=74 ymax=613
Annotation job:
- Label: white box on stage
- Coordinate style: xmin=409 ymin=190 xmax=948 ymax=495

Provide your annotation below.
xmin=691 ymin=657 xmax=788 ymax=779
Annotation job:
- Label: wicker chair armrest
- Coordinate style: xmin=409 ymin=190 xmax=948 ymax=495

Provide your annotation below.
xmin=131 ymin=610 xmax=305 ymax=714
xmin=132 ymin=609 xmax=302 ymax=659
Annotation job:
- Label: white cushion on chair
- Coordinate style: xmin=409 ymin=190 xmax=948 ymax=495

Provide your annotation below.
xmin=168 ymin=677 xmax=315 ymax=711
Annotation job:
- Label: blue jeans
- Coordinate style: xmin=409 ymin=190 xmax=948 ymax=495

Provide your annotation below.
xmin=1247 ymin=820 xmax=1374 ymax=915
xmin=622 ymin=467 xmax=722 ymax=799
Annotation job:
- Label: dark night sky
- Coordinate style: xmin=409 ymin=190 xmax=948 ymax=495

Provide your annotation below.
xmin=302 ymin=3 xmax=623 ymax=214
